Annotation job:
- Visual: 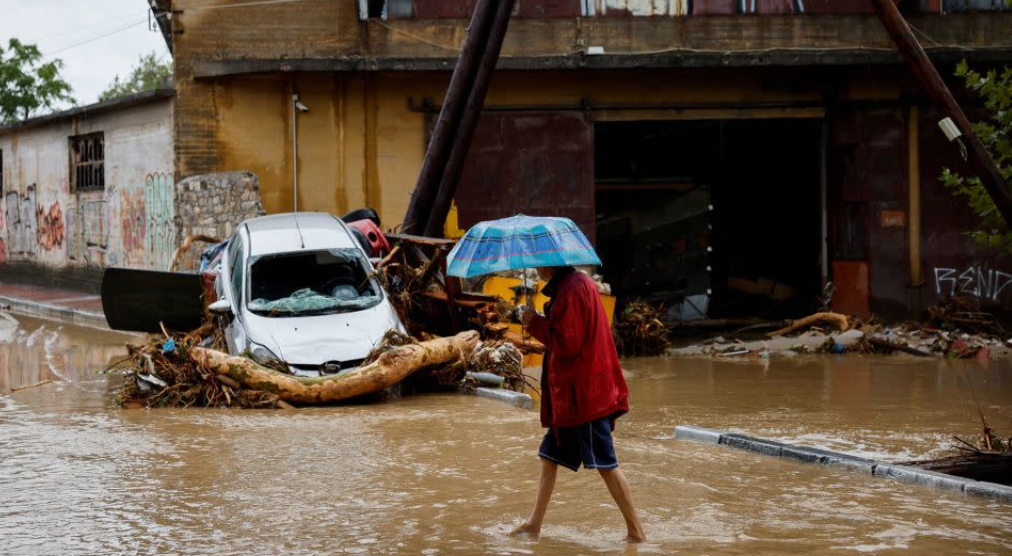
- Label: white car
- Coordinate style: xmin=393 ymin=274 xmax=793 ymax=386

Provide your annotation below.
xmin=210 ymin=212 xmax=403 ymax=377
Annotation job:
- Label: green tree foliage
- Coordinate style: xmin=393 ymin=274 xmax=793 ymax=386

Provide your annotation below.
xmin=99 ymin=52 xmax=172 ymax=102
xmin=0 ymin=38 xmax=74 ymax=124
xmin=941 ymin=61 xmax=1012 ymax=253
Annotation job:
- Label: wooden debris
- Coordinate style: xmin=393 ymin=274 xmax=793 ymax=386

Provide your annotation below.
xmin=614 ymin=301 xmax=670 ymax=357
xmin=188 ymin=331 xmax=479 ymax=405
xmin=768 ymin=312 xmax=849 ymax=337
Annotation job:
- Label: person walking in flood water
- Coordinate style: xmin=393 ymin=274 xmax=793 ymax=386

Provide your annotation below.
xmin=511 ymin=265 xmax=646 ymax=543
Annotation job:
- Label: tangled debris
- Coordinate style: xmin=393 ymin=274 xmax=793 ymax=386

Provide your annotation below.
xmin=118 ymin=321 xmax=284 ymax=409
xmin=614 ymin=301 xmax=670 ymax=357
xmin=118 ymin=315 xmax=530 ymax=409
xmin=902 ymin=411 xmax=1012 ymax=486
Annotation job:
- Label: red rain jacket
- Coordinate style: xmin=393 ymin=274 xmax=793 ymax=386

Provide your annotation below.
xmin=528 ymin=268 xmax=629 ymax=429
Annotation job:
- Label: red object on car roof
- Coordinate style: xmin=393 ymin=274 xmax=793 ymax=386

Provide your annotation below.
xmin=347 ymin=219 xmax=391 ymax=257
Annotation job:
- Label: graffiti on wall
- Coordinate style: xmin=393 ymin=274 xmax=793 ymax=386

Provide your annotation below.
xmin=144 ymin=172 xmax=175 ymax=271
xmin=934 ymin=266 xmax=1012 ymax=302
xmin=4 ymin=185 xmax=39 ymax=259
xmin=36 ymin=202 xmax=64 ymax=251
xmin=119 ymin=189 xmax=147 ymax=261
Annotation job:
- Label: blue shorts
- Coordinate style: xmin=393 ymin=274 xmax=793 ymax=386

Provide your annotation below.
xmin=538 ymin=417 xmax=619 ymax=472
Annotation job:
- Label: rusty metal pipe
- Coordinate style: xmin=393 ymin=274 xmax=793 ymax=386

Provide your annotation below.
xmin=871 ymin=0 xmax=1012 ymax=230
xmin=424 ymin=0 xmax=518 ymax=238
xmin=402 ymin=0 xmax=499 ymax=235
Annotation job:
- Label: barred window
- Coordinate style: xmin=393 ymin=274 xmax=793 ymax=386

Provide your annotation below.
xmin=70 ymin=132 xmax=105 ymax=191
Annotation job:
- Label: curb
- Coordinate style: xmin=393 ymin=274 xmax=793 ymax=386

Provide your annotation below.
xmin=0 ymin=294 xmax=108 ymax=331
xmin=674 ymin=425 xmax=1012 ymax=503
xmin=459 ymin=386 xmax=534 ymax=410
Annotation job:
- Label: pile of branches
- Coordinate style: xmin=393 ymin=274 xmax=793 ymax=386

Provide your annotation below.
xmin=372 ymin=244 xmax=448 ymax=335
xmin=614 ymin=301 xmax=670 ymax=357
xmin=117 ymin=317 xmax=286 ymax=409
xmin=364 ymin=330 xmax=531 ymax=394
xmin=468 ymin=339 xmax=532 ymax=393
xmin=928 ymin=295 xmax=1003 ymax=335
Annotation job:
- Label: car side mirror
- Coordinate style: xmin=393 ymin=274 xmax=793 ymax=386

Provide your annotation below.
xmin=208 ymin=299 xmax=232 ymax=314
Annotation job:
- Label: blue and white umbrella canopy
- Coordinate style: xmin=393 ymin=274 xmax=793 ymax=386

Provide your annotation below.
xmin=446 ymin=214 xmax=602 ymax=279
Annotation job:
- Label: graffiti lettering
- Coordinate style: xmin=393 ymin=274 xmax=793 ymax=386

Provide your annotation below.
xmin=4 ymin=185 xmax=38 ymax=259
xmin=144 ymin=172 xmax=175 ymax=271
xmin=934 ymin=266 xmax=1012 ymax=302
xmin=120 ymin=189 xmax=146 ymax=258
xmin=36 ymin=202 xmax=64 ymax=251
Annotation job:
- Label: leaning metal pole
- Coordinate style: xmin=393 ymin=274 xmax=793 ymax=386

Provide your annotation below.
xmin=871 ymin=0 xmax=1012 ymax=229
xmin=401 ymin=0 xmax=499 ymax=235
xmin=423 ymin=0 xmax=517 ymax=238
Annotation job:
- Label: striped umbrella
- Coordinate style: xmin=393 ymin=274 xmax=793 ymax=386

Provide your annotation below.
xmin=446 ymin=214 xmax=601 ymax=279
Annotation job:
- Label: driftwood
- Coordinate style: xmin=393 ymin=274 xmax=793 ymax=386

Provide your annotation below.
xmin=189 ymin=331 xmax=479 ymax=404
xmin=867 ymin=335 xmax=933 ymax=357
xmin=168 ymin=234 xmax=222 ymax=272
xmin=768 ymin=312 xmax=849 ymax=337
xmin=902 ymin=453 xmax=1012 ymax=485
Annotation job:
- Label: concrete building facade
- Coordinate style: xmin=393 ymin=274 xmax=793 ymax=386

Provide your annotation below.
xmin=0 ymin=91 xmax=176 ymax=288
xmin=146 ymin=0 xmax=1012 ymax=317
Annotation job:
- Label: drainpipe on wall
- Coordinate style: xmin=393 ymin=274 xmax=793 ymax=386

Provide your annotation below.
xmin=292 ymin=93 xmax=309 ymax=212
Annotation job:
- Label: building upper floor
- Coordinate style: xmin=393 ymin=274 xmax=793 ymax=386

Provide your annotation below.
xmin=149 ymin=0 xmax=1012 ymax=76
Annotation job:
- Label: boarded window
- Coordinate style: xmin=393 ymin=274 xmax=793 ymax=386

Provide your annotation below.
xmin=70 ymin=132 xmax=105 ymax=191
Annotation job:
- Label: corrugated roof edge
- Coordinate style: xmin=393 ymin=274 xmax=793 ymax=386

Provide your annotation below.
xmin=0 ymin=88 xmax=175 ymax=135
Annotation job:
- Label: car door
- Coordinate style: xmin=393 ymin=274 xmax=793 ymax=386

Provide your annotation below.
xmin=223 ymin=230 xmax=249 ymax=355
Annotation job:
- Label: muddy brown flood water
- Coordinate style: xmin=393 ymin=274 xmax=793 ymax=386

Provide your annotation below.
xmin=1 ymin=312 xmax=1010 ymax=555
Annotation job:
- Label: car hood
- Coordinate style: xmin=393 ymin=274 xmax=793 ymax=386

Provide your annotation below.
xmin=243 ymin=299 xmax=402 ymax=366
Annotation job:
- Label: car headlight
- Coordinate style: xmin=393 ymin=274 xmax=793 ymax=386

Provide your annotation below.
xmin=249 ymin=342 xmax=282 ymax=364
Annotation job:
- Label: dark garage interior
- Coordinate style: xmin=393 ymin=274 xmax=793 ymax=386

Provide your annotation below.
xmin=594 ymin=118 xmax=825 ymax=320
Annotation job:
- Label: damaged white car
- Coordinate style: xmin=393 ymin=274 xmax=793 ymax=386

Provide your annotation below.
xmin=209 ymin=212 xmax=403 ymax=377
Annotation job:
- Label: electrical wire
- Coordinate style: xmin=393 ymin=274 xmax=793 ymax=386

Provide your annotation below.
xmin=43 ymin=19 xmax=149 ymax=57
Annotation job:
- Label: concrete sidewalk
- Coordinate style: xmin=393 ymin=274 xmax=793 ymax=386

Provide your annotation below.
xmin=0 ymin=282 xmax=107 ymax=330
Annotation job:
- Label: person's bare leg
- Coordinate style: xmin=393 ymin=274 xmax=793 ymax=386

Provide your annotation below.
xmin=510 ymin=459 xmax=558 ymax=538
xmin=598 ymin=467 xmax=646 ymax=543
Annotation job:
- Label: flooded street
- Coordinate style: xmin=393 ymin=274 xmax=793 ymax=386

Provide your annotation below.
xmin=1 ymin=314 xmax=1010 ymax=555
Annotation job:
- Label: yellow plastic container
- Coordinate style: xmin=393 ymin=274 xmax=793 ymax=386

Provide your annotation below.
xmin=480 ymin=275 xmax=616 ymax=369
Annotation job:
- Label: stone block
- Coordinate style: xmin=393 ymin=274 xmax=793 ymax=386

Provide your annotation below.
xmin=873 ymin=463 xmax=970 ymax=492
xmin=674 ymin=425 xmax=723 ymax=444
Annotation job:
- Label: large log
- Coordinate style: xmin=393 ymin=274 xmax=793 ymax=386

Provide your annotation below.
xmin=189 ymin=331 xmax=479 ymax=404
xmin=768 ymin=312 xmax=849 ymax=337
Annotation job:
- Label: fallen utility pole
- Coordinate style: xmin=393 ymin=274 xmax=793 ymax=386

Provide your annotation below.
xmin=423 ymin=0 xmax=518 ymax=238
xmin=402 ymin=0 xmax=499 ymax=235
xmin=871 ymin=0 xmax=1012 ymax=230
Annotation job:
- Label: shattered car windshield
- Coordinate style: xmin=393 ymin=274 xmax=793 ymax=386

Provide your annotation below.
xmin=247 ymin=248 xmax=382 ymax=317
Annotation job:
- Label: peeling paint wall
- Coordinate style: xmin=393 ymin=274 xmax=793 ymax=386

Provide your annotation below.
xmin=0 ymin=98 xmax=175 ymax=273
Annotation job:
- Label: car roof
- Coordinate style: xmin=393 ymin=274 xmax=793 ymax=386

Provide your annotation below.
xmin=243 ymin=212 xmax=358 ymax=256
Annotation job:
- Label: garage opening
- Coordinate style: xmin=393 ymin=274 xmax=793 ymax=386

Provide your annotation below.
xmin=595 ymin=118 xmax=824 ymax=320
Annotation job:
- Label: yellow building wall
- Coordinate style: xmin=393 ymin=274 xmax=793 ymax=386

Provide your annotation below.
xmin=202 ymin=66 xmax=912 ymax=228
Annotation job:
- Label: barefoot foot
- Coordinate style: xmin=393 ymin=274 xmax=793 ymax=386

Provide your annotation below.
xmin=624 ymin=531 xmax=647 ymax=543
xmin=509 ymin=521 xmax=540 ymax=539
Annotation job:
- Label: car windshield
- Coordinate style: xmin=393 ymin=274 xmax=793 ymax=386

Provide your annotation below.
xmin=247 ymin=248 xmax=382 ymax=317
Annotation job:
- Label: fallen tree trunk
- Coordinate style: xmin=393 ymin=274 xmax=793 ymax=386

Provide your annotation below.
xmin=189 ymin=331 xmax=480 ymax=404
xmin=768 ymin=312 xmax=849 ymax=337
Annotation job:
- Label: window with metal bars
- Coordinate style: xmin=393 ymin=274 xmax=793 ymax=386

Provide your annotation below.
xmin=70 ymin=132 xmax=105 ymax=191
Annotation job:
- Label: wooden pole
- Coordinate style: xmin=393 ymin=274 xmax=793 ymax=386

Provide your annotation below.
xmin=402 ymin=0 xmax=498 ymax=235
xmin=424 ymin=0 xmax=518 ymax=238
xmin=871 ymin=0 xmax=1012 ymax=230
